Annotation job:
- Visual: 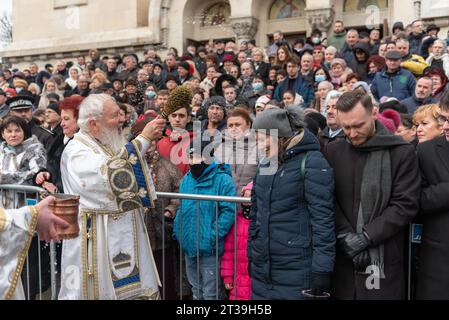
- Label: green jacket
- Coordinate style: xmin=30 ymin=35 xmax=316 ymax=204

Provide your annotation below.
xmin=327 ymin=30 xmax=347 ymax=51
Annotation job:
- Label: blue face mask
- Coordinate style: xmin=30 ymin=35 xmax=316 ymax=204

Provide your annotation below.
xmin=15 ymin=87 xmax=23 ymax=94
xmin=315 ymin=75 xmax=326 ymax=83
xmin=146 ymin=91 xmax=157 ymax=99
xmin=252 ymin=83 xmax=264 ymax=92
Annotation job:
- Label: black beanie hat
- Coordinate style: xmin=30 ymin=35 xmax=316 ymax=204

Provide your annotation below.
xmin=47 ymin=102 xmax=61 ymax=115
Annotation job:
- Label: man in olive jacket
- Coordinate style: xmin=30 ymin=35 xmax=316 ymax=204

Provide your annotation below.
xmin=324 ymin=90 xmax=421 ymax=300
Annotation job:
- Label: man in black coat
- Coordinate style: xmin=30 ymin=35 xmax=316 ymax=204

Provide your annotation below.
xmin=324 ymin=90 xmax=421 ymax=300
xmin=416 ymin=91 xmax=449 ymax=299
xmin=319 ymin=91 xmax=345 ymax=149
xmin=251 ymin=48 xmax=270 ymax=84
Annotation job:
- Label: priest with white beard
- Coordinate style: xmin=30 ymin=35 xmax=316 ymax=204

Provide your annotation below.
xmin=59 ymin=94 xmax=166 ymax=300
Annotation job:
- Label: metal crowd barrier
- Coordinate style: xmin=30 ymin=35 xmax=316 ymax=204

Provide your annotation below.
xmin=0 ymin=184 xmax=418 ymax=301
xmin=0 ymin=184 xmax=57 ymax=301
xmin=155 ymin=192 xmax=251 ymax=300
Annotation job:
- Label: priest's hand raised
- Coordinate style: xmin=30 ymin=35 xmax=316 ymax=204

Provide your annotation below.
xmin=35 ymin=196 xmax=70 ymax=243
xmin=141 ymin=117 xmax=167 ymax=141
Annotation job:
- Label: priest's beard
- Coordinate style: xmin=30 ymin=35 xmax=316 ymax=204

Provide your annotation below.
xmin=98 ymin=123 xmax=127 ymax=154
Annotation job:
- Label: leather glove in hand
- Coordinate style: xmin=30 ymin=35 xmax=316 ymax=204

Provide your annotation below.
xmin=339 ymin=232 xmax=371 ymax=259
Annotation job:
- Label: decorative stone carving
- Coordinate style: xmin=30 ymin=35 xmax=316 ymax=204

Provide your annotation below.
xmin=305 ymin=7 xmax=335 ymax=39
xmin=230 ymin=17 xmax=259 ymax=44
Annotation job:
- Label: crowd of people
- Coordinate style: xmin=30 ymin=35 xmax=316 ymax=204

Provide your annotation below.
xmin=1 ymin=17 xmax=449 ymax=301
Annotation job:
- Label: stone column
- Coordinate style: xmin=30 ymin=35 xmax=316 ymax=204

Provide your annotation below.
xmin=305 ymin=7 xmax=335 ymax=39
xmin=413 ymin=1 xmax=422 ymax=20
xmin=230 ymin=17 xmax=259 ymax=46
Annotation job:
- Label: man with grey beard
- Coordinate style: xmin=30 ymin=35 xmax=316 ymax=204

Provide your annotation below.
xmin=59 ymin=94 xmax=166 ymax=300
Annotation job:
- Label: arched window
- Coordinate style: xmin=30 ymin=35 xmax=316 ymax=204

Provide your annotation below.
xmin=343 ymin=0 xmax=388 ymax=12
xmin=269 ymin=0 xmax=306 ymax=20
xmin=201 ymin=2 xmax=231 ymax=27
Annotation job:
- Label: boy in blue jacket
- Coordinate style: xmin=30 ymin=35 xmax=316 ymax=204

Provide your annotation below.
xmin=173 ymin=140 xmax=236 ymax=300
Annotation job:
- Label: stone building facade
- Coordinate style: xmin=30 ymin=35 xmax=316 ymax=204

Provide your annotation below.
xmin=1 ymin=0 xmax=448 ymax=68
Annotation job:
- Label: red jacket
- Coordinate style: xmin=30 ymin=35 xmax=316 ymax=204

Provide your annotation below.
xmin=157 ymin=129 xmax=193 ymax=176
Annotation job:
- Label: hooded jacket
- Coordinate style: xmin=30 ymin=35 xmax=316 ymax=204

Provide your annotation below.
xmin=249 ymin=129 xmax=335 ymax=300
xmin=173 ymin=162 xmax=236 ymax=258
xmin=327 ymin=30 xmax=348 ymax=51
xmin=349 ymin=42 xmax=371 ymax=80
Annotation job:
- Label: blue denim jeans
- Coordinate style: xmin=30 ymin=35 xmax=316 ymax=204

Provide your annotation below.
xmin=185 ymin=255 xmax=223 ymax=300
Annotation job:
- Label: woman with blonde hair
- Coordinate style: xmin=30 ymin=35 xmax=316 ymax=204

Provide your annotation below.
xmin=90 ymin=72 xmax=109 ymax=90
xmin=413 ymin=104 xmax=443 ymax=144
xmin=37 ymin=79 xmax=64 ymax=110
xmin=28 ymin=83 xmax=41 ymax=96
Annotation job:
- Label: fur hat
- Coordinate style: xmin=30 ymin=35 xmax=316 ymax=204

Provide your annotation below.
xmin=163 ymin=86 xmax=193 ymax=119
xmin=13 ymin=78 xmax=29 ymax=89
xmin=203 ymin=96 xmax=226 ymax=111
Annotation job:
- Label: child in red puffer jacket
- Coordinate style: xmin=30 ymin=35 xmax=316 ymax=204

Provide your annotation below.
xmin=221 ymin=181 xmax=253 ymax=300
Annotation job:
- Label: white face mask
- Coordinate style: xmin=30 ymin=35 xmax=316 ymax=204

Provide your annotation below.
xmin=16 ymin=88 xmax=23 ymax=94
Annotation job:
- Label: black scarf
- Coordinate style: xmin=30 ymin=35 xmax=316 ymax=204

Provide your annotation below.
xmin=352 ymin=122 xmax=408 ymax=278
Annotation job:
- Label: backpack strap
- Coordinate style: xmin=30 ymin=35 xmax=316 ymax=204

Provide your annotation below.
xmin=300 ymin=152 xmax=310 ymax=182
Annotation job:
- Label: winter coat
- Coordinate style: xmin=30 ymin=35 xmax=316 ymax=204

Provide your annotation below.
xmin=173 ymin=162 xmax=236 ymax=258
xmin=221 ymin=182 xmax=253 ymax=300
xmin=0 ymin=136 xmax=47 ymax=208
xmin=340 ymin=44 xmax=356 ymax=66
xmin=28 ymin=119 xmax=53 ymax=151
xmin=370 ymin=67 xmax=417 ymax=102
xmin=248 ymin=129 xmax=335 ymax=300
xmin=348 ymin=42 xmax=371 ymax=80
xmin=408 ymin=33 xmax=425 ymax=55
xmin=319 ymin=127 xmax=345 ymax=150
xmin=327 ymin=30 xmax=347 ymax=51
xmin=402 ymin=54 xmax=429 ymax=77
xmin=274 ymin=75 xmax=315 ymax=108
xmin=401 ymin=95 xmax=437 ymax=114
xmin=416 ymin=137 xmax=449 ymax=299
xmin=41 ymin=124 xmax=65 ymax=192
xmin=253 ymin=62 xmax=271 ymax=84
xmin=215 ymin=133 xmax=258 ymax=195
xmin=145 ymin=155 xmax=183 ymax=251
xmin=323 ymin=122 xmax=421 ymax=300
xmin=426 ymin=53 xmax=449 ymax=79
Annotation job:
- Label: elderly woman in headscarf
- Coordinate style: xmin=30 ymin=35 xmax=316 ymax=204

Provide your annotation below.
xmin=249 ymin=106 xmax=335 ymax=300
xmin=65 ymin=66 xmax=82 ymax=90
xmin=329 ymin=58 xmax=353 ymax=90
xmin=426 ymin=39 xmax=449 ymax=79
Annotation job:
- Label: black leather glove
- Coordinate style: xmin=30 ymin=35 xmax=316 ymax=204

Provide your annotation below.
xmin=302 ymin=272 xmax=331 ymax=299
xmin=352 ymin=250 xmax=372 ymax=272
xmin=338 ymin=232 xmax=371 ymax=259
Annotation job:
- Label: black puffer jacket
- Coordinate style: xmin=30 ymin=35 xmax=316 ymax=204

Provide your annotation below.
xmin=248 ymin=129 xmax=336 ymax=300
